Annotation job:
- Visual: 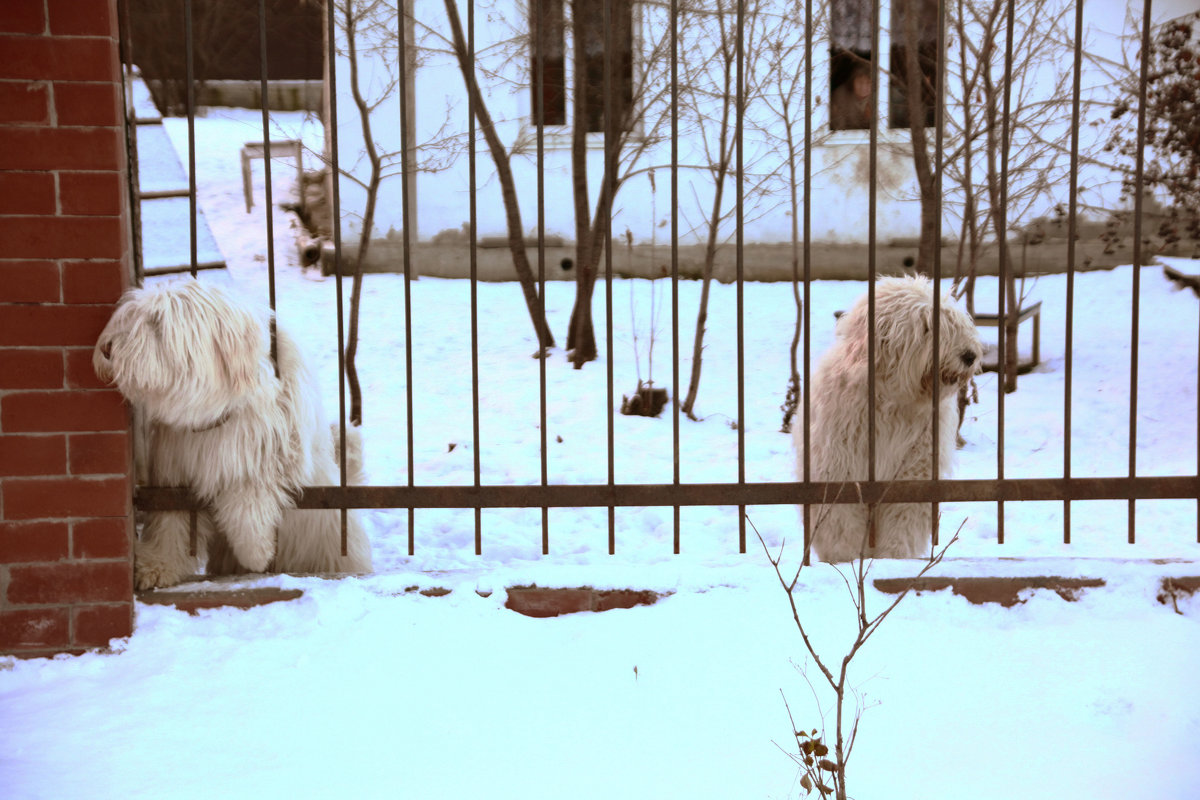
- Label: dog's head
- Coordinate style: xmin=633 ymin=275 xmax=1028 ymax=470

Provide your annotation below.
xmin=838 ymin=276 xmax=982 ymax=400
xmin=93 ymin=280 xmax=269 ymax=428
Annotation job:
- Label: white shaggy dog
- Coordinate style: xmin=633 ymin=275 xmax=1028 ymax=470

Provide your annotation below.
xmin=796 ymin=276 xmax=982 ymax=562
xmin=93 ymin=279 xmax=372 ymax=589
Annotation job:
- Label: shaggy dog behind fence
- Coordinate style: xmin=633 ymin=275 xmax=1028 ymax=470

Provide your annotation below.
xmin=796 ymin=276 xmax=982 ymax=562
xmin=93 ymin=279 xmax=372 ymax=589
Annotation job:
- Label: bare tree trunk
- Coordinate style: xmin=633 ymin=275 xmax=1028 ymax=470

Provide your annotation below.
xmin=680 ymin=8 xmax=736 ymax=419
xmin=953 ymin=0 xmax=979 ymax=316
xmin=959 ymin=193 xmax=981 ymax=317
xmin=901 ymin=0 xmax=939 ymax=274
xmin=955 ymin=150 xmax=982 ymax=317
xmin=981 ymin=25 xmax=1019 ymax=393
xmin=783 ymin=102 xmax=803 ymax=433
xmin=442 ymin=0 xmax=555 ymax=352
xmin=344 ymin=0 xmax=376 ymax=426
xmin=680 ymin=171 xmax=727 ymax=418
xmin=1004 ymin=242 xmax=1021 ymax=386
xmin=564 ymin=134 xmax=624 ymax=369
xmin=566 ymin=1 xmax=597 ymax=367
xmin=834 ymin=662 xmax=849 ymax=800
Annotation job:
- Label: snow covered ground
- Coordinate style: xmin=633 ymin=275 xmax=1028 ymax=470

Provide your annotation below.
xmin=2 ymin=108 xmax=1199 ymax=799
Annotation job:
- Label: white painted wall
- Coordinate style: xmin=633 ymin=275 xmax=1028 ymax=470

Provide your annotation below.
xmin=328 ymin=0 xmax=1189 ymax=248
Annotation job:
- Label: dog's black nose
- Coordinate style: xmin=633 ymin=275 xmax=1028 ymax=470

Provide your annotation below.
xmin=99 ymin=340 xmax=113 ymax=360
xmin=961 ymin=350 xmax=976 ymax=367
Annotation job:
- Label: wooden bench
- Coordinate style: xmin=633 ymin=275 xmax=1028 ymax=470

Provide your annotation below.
xmin=240 ymin=139 xmax=304 ymax=213
xmin=973 ymin=301 xmax=1042 ymax=372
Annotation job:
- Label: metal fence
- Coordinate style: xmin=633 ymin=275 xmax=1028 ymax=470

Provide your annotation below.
xmin=122 ymin=0 xmax=1200 ymax=560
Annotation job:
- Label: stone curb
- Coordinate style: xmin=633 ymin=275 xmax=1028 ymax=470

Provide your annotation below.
xmin=504 ymin=587 xmax=667 ymax=618
xmin=137 ymin=587 xmax=304 ymax=615
xmin=135 ymin=576 xmax=1200 ymax=615
xmin=872 ymin=576 xmax=1107 ymax=607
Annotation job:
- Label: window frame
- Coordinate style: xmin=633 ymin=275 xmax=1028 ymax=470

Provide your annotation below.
xmin=526 ymin=0 xmax=637 ymax=144
xmin=826 ymin=0 xmax=939 ymax=136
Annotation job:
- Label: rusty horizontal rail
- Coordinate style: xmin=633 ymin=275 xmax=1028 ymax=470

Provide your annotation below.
xmin=136 ymin=475 xmax=1200 ymax=512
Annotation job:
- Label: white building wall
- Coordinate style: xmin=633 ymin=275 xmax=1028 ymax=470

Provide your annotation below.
xmin=329 ymin=0 xmax=1191 ymax=250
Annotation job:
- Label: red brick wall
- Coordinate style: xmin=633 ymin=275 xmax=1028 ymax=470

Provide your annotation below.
xmin=0 ymin=0 xmax=134 ymax=658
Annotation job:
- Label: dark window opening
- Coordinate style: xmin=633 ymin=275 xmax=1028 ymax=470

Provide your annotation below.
xmin=578 ymin=0 xmax=633 ymax=133
xmin=531 ymin=0 xmax=566 ymax=126
xmin=888 ymin=0 xmax=938 ymax=129
xmin=830 ymin=48 xmax=874 ymax=131
xmin=531 ymin=0 xmax=633 ymax=133
xmin=830 ymin=0 xmax=873 ymax=131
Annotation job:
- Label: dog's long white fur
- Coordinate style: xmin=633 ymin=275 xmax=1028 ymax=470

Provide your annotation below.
xmin=94 ymin=280 xmax=372 ymax=589
xmin=796 ymin=276 xmax=982 ymax=562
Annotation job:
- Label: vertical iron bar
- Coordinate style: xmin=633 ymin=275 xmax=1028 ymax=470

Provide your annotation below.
xmin=671 ymin=0 xmax=682 ymax=555
xmin=184 ymin=0 xmax=197 ymax=282
xmin=866 ymin=0 xmax=880 ymax=548
xmin=997 ymin=0 xmax=1017 ymax=545
xmin=535 ymin=0 xmax=550 ymax=555
xmin=257 ymin=0 xmax=279 ymax=378
xmin=469 ymin=0 xmax=483 ymax=555
xmin=604 ymin=0 xmax=616 ymax=555
xmin=1129 ymin=0 xmax=1152 ymax=544
xmin=184 ymin=0 xmax=199 ymax=558
xmin=398 ymin=1 xmax=417 ymax=556
xmin=117 ymin=0 xmax=143 ymax=285
xmin=931 ymin=0 xmax=946 ymax=547
xmin=327 ymin=0 xmax=350 ymax=556
xmin=398 ymin=0 xmax=416 ymax=556
xmin=802 ymin=0 xmax=813 ymax=566
xmin=735 ymin=0 xmax=746 ymax=553
xmin=257 ymin=0 xmax=287 ymax=558
xmin=1064 ymin=0 xmax=1085 ymax=544
xmin=118 ymin=0 xmax=150 ymax=496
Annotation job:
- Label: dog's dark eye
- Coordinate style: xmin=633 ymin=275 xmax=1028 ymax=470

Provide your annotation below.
xmin=961 ymin=350 xmax=977 ymax=367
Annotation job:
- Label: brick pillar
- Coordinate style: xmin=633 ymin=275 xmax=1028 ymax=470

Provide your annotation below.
xmin=0 ymin=0 xmax=135 ymax=658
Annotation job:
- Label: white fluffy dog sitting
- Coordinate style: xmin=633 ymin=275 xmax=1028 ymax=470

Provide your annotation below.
xmin=93 ymin=279 xmax=372 ymax=589
xmin=796 ymin=275 xmax=982 ymax=562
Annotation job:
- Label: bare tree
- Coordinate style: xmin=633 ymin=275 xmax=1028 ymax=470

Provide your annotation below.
xmin=896 ymin=0 xmax=941 ymax=277
xmin=333 ymin=0 xmax=563 ymax=423
xmin=977 ymin=8 xmax=1024 ymax=392
xmin=336 ymin=0 xmax=392 ymax=426
xmin=749 ymin=0 xmax=831 ymax=433
xmin=565 ymin=0 xmax=649 ymax=367
xmin=417 ymin=0 xmax=684 ymax=366
xmin=334 ymin=0 xmax=461 ymax=424
xmin=440 ymin=0 xmax=556 ymax=353
xmin=754 ymin=513 xmax=959 ymax=800
xmin=886 ymin=0 xmax=1076 ymax=392
xmin=564 ymin=0 xmax=618 ymax=367
xmin=947 ymin=0 xmax=984 ymax=313
xmin=561 ymin=0 xmax=704 ymax=369
xmin=677 ymin=0 xmax=755 ymax=417
xmin=947 ymin=0 xmax=1075 ymax=391
xmin=675 ymin=0 xmax=783 ymax=416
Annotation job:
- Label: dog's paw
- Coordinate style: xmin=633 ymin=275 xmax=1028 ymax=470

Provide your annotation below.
xmin=134 ymin=559 xmax=187 ymax=591
xmin=228 ymin=535 xmax=274 ymax=574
